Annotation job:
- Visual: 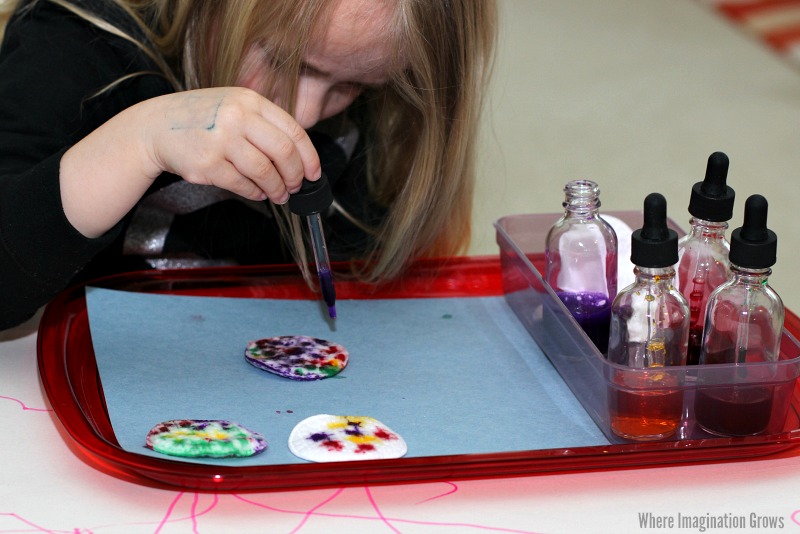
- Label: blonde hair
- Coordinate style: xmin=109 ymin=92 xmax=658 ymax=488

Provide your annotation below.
xmin=5 ymin=0 xmax=497 ymax=282
xmin=0 ymin=0 xmax=15 ymax=42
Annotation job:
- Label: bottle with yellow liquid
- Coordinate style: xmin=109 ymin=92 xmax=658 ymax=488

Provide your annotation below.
xmin=607 ymin=193 xmax=690 ymax=441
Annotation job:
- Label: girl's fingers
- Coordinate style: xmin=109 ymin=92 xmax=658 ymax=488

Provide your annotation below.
xmin=147 ymin=88 xmax=321 ymax=201
xmin=227 ymin=138 xmax=290 ymax=204
xmin=212 ymin=161 xmax=271 ymax=202
xmin=242 ymin=117 xmax=304 ymax=194
xmin=253 ymin=98 xmax=322 ymax=182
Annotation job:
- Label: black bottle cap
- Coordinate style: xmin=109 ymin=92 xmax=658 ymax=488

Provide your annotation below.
xmin=688 ymin=151 xmax=735 ymax=222
xmin=631 ymin=193 xmax=679 ymax=268
xmin=729 ymin=194 xmax=777 ymax=269
xmin=287 ymin=173 xmax=333 ymax=216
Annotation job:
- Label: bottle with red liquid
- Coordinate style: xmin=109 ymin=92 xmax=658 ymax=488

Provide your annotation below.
xmin=545 ymin=180 xmax=618 ymax=354
xmin=607 ymin=193 xmax=690 ymax=441
xmin=676 ymin=152 xmax=735 ymax=365
xmin=695 ymin=195 xmax=784 ymax=436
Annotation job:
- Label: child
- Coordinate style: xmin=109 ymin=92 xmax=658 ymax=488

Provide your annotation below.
xmin=0 ymin=0 xmax=497 ymax=328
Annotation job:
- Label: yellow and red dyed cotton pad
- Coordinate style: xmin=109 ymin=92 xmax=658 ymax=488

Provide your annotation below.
xmin=145 ymin=419 xmax=268 ymax=458
xmin=245 ymin=335 xmax=348 ymax=380
xmin=288 ymin=414 xmax=407 ymax=462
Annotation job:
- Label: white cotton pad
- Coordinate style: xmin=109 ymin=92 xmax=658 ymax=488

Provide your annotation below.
xmin=288 ymin=414 xmax=407 ymax=462
xmin=602 ymin=214 xmax=635 ymax=290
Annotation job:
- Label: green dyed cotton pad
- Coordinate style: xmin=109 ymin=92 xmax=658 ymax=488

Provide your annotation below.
xmin=145 ymin=419 xmax=267 ymax=458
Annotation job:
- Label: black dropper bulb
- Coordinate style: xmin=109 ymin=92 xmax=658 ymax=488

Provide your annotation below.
xmin=631 ymin=193 xmax=679 ymax=268
xmin=688 ymin=151 xmax=735 ymax=222
xmin=729 ymin=194 xmax=777 ymax=269
xmin=288 ymin=174 xmax=333 ymax=216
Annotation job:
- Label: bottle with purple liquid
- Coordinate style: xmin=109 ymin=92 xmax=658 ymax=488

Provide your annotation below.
xmin=545 ymin=180 xmax=618 ymax=353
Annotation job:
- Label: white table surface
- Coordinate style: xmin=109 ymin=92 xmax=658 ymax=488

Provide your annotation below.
xmin=4 ymin=1 xmax=800 ymax=533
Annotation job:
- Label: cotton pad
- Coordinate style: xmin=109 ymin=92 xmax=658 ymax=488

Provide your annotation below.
xmin=145 ymin=419 xmax=267 ymax=458
xmin=288 ymin=414 xmax=407 ymax=462
xmin=245 ymin=335 xmax=349 ymax=380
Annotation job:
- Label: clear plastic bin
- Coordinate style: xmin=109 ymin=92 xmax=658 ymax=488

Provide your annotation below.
xmin=495 ymin=212 xmax=800 ymax=442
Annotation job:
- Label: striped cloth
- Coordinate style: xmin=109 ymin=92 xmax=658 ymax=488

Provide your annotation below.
xmin=699 ymin=0 xmax=800 ymax=68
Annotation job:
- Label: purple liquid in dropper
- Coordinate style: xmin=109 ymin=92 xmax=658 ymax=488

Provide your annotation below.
xmin=287 ymin=175 xmax=338 ymax=319
xmin=319 ymin=267 xmax=337 ymax=319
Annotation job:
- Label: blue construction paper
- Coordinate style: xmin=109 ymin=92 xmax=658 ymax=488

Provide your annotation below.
xmin=86 ymin=287 xmax=609 ymax=466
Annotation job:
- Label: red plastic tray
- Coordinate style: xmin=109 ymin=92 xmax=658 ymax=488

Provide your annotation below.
xmin=37 ymin=257 xmax=800 ymax=491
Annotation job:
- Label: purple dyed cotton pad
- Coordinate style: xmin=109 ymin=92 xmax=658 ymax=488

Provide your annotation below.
xmin=244 ymin=335 xmax=348 ymax=380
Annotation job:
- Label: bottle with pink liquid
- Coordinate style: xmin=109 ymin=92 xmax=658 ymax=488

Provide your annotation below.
xmin=676 ymin=152 xmax=735 ymax=365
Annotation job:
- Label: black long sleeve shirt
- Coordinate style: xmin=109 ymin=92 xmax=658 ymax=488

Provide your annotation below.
xmin=0 ymin=0 xmax=380 ymax=329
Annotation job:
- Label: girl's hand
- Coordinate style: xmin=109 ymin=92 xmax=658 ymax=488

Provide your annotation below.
xmin=143 ymin=87 xmax=321 ymax=204
xmin=60 ymin=87 xmax=321 ymax=238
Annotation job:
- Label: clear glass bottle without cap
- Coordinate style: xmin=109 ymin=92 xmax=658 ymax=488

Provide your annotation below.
xmin=607 ymin=193 xmax=690 ymax=441
xmin=677 ymin=152 xmax=735 ymax=365
xmin=694 ymin=194 xmax=784 ymax=436
xmin=545 ymin=180 xmax=618 ymax=353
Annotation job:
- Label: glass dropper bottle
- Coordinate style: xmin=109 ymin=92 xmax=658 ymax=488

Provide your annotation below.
xmin=694 ymin=195 xmax=784 ymax=436
xmin=676 ymin=152 xmax=735 ymax=364
xmin=700 ymin=194 xmax=783 ymax=364
xmin=607 ymin=193 xmax=690 ymax=441
xmin=545 ymin=180 xmax=618 ymax=353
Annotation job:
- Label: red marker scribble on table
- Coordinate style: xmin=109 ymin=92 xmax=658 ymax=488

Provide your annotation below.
xmin=153 ymin=491 xmax=219 ymax=534
xmin=234 ymin=486 xmax=541 ymax=533
xmin=0 ymin=512 xmax=58 ymax=534
xmin=0 ymin=494 xmax=219 ymax=534
xmin=365 ymin=485 xmax=401 ymax=533
xmin=0 ymin=395 xmax=52 ymax=412
xmin=2 ymin=485 xmax=541 ymax=533
xmin=416 ymin=481 xmax=459 ymax=504
xmin=289 ymin=488 xmax=345 ymax=534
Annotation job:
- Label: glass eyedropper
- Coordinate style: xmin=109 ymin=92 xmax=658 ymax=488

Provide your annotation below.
xmin=288 ymin=174 xmax=337 ymax=318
